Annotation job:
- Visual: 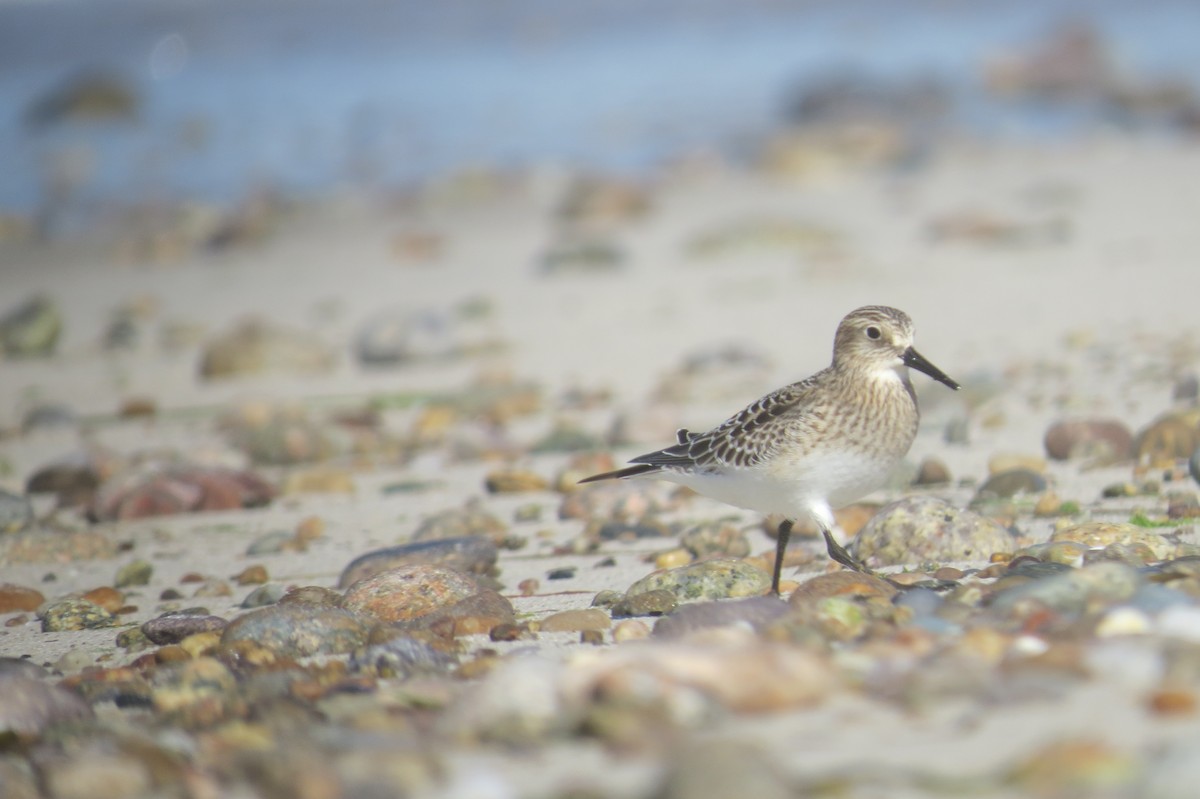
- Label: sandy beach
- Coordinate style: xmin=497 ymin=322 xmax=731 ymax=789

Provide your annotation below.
xmin=2 ymin=129 xmax=1200 ymax=797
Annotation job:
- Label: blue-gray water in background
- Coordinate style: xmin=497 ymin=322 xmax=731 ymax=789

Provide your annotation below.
xmin=1 ymin=0 xmax=1198 ymax=223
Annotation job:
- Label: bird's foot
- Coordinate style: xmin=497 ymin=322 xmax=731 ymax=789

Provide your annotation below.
xmin=820 ymin=529 xmax=910 ymax=589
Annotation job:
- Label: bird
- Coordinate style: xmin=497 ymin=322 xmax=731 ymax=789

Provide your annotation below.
xmin=579 ymin=305 xmax=960 ymax=595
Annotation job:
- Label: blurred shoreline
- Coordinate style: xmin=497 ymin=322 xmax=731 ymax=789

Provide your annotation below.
xmin=2 ymin=0 xmax=1199 ymax=238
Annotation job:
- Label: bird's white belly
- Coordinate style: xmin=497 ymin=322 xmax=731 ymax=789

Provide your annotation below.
xmin=663 ymin=447 xmax=898 ymax=521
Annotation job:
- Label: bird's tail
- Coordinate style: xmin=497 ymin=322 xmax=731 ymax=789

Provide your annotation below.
xmin=577 ymin=463 xmax=659 ymax=484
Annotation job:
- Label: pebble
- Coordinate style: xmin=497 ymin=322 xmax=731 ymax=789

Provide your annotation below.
xmin=652 ymin=596 xmax=789 ymax=638
xmin=1043 ymin=418 xmax=1134 ymax=462
xmin=337 ymin=536 xmax=498 ymax=588
xmin=990 ymin=561 xmax=1142 ymax=615
xmin=853 ymin=496 xmax=1015 ymax=566
xmin=972 ymin=468 xmax=1048 ymax=502
xmin=790 ymin=571 xmax=898 ymax=602
xmin=1024 ymin=540 xmax=1089 ymax=567
xmin=179 ymin=631 xmax=221 ymax=658
xmin=43 ymin=753 xmax=152 ymax=799
xmin=53 ymin=649 xmax=94 ymax=673
xmin=438 ymin=656 xmax=575 ymax=745
xmin=0 ymin=528 xmax=118 ymax=564
xmin=611 ymin=589 xmax=678 ymax=618
xmin=199 ymin=318 xmax=336 ymax=379
xmin=1136 ymin=414 xmax=1198 ymax=467
xmin=343 ymin=564 xmax=483 ymax=623
xmin=655 ymin=548 xmax=693 ymax=569
xmin=150 ymin=656 xmax=242 ymax=724
xmin=569 ymin=633 xmax=835 ymax=713
xmin=943 ymin=416 xmax=970 ymax=445
xmin=486 ymin=468 xmax=552 ymax=494
xmin=88 ymin=464 xmax=276 ymax=522
xmin=1095 ymin=606 xmax=1153 ymax=637
xmin=1174 ymin=374 xmax=1200 ymax=403
xmin=280 ymin=468 xmax=356 ymax=495
xmin=350 ymin=634 xmax=459 ymax=678
xmin=660 ymin=739 xmax=794 ymax=799
xmin=26 ymin=461 xmax=102 ymax=507
xmin=25 ymin=460 xmax=98 ymax=503
xmin=245 ymin=530 xmax=297 ymax=555
xmin=412 ymin=503 xmax=511 ymax=545
xmin=1157 ymin=605 xmax=1200 ymax=643
xmin=913 ymin=457 xmax=952 ymax=485
xmin=191 ymin=579 xmax=232 ymax=598
xmin=240 ymin=583 xmax=286 ymax=608
xmin=0 ymin=675 xmax=92 ymax=737
xmin=1051 ymin=521 xmax=1178 ymax=561
xmin=232 ymin=565 xmax=269 ymax=585
xmin=142 ymin=611 xmax=228 ymax=644
xmin=538 ymin=609 xmax=611 ymax=633
xmin=988 ymin=453 xmax=1047 ymax=475
xmin=220 ymin=604 xmax=374 ymax=658
xmin=529 ymin=425 xmax=601 ymax=458
xmin=80 ymin=586 xmax=124 ymax=613
xmin=0 ymin=294 xmax=62 ymax=357
xmin=355 ymin=306 xmax=496 ymax=365
xmin=612 ymin=619 xmax=652 ymax=641
xmin=553 ymin=451 xmax=617 ymax=492
xmin=278 ymin=585 xmax=344 ymax=608
xmin=0 ymin=489 xmax=33 ymax=534
xmin=39 ymin=597 xmax=117 ymax=631
xmin=1168 ymin=492 xmax=1200 ymax=519
xmin=114 ymin=559 xmax=153 ymax=587
xmin=1087 ymin=542 xmax=1157 ymax=567
xmin=680 ymin=520 xmax=751 ymax=558
xmin=220 ymin=403 xmax=337 ymax=465
xmin=19 ymin=403 xmax=78 ymax=433
xmin=625 ymin=558 xmax=771 ymax=601
xmin=0 ymin=583 xmax=45 ymax=613
xmin=115 ymin=627 xmax=153 ymax=652
xmin=513 ymin=503 xmax=542 ymax=522
xmin=1007 ymin=739 xmax=1140 ymax=795
xmin=540 ymin=238 xmax=626 ymax=273
xmin=558 ymin=479 xmax=673 ymax=521
xmin=556 ymin=175 xmax=650 ymax=230
xmin=586 ymin=516 xmax=674 ymax=541
xmin=0 ymin=658 xmax=47 ymax=679
xmin=413 ymin=588 xmax=516 ymax=637
xmin=894 ymin=586 xmax=945 ymax=617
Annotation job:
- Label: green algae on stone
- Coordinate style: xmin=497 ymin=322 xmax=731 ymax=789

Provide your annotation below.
xmin=626 ymin=558 xmax=770 ymax=601
xmin=39 ymin=597 xmax=117 ymax=632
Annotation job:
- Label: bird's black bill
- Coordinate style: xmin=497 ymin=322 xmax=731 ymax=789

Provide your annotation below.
xmin=903 ymin=347 xmax=960 ymax=390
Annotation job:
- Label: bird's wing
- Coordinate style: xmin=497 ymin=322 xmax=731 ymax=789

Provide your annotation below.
xmin=630 ymin=373 xmax=825 ymax=471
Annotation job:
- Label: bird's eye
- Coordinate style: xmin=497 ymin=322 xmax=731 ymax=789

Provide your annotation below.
xmin=865 ymin=326 xmax=881 ymax=340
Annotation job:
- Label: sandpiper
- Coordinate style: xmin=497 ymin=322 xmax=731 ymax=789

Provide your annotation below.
xmin=580 ymin=305 xmax=960 ymax=594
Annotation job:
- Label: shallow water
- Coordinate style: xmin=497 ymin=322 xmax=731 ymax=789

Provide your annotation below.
xmin=1 ymin=0 xmax=1198 ymax=225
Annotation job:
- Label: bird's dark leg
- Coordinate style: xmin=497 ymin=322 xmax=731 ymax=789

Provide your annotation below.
xmin=771 ymin=518 xmax=793 ymax=595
